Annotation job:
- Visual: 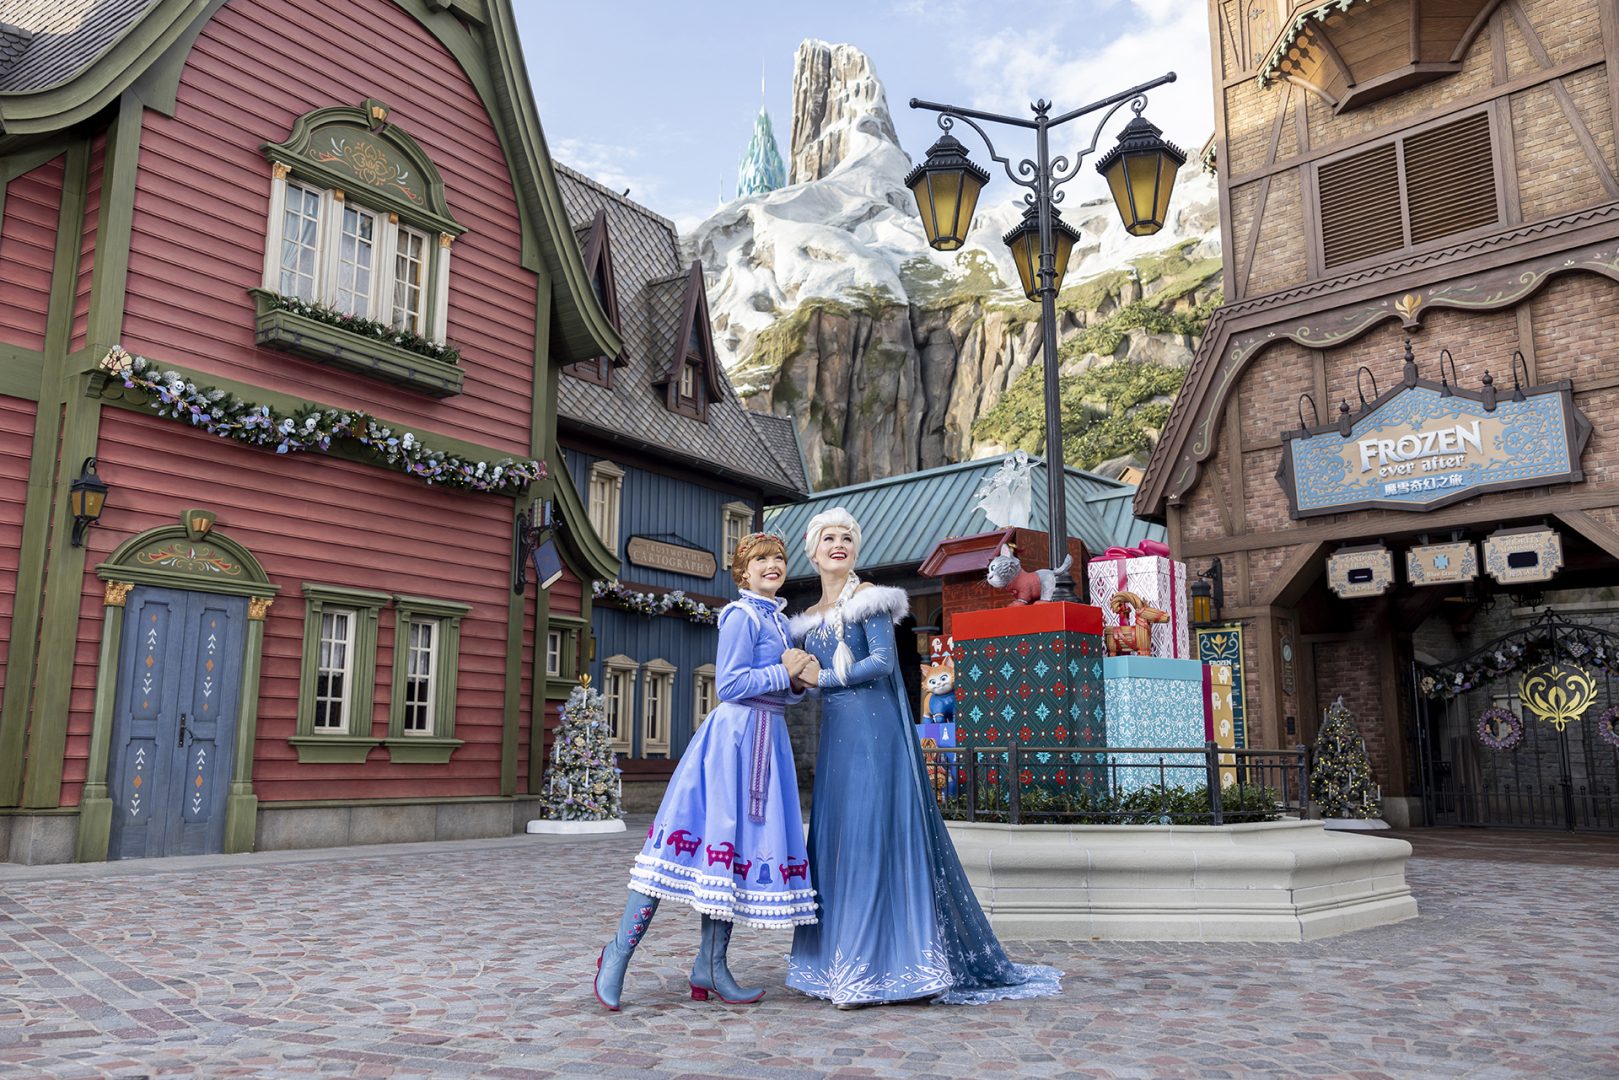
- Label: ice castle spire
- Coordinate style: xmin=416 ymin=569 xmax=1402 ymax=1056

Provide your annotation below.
xmin=736 ymin=73 xmax=786 ymax=198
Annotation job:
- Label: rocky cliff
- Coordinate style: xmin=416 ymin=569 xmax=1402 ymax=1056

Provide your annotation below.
xmin=686 ymin=39 xmax=1222 ymax=490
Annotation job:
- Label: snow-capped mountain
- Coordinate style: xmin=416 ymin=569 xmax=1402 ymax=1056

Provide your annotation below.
xmin=686 ymin=39 xmax=1222 ymax=489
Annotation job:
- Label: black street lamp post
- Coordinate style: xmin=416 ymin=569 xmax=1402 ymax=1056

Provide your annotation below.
xmin=908 ymin=74 xmax=1185 ymax=601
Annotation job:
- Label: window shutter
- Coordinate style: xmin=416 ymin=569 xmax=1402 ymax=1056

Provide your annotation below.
xmin=1404 ymin=112 xmax=1497 ymax=246
xmin=1319 ymin=143 xmax=1403 ymax=268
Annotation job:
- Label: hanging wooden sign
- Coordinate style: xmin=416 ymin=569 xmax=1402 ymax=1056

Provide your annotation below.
xmin=1277 ymin=375 xmax=1590 ymax=519
xmin=625 ymin=536 xmax=718 ymax=579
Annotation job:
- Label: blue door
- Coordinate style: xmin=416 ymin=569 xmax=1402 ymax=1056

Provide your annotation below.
xmin=106 ymin=587 xmax=248 ymax=859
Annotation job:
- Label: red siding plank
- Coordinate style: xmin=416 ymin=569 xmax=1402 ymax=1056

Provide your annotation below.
xmin=0 ymin=155 xmax=65 ymax=351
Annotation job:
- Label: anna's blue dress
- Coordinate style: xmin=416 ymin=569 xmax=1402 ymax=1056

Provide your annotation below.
xmin=627 ymin=590 xmax=817 ymax=928
xmin=786 ymin=585 xmax=1062 ymax=1005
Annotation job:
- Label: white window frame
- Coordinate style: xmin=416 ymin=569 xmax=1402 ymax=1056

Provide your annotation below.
xmin=588 ymin=460 xmax=626 ymax=553
xmin=545 ymin=630 xmax=564 ymax=678
xmin=602 ymin=654 xmax=638 ymax=754
xmin=392 ymin=223 xmax=431 ymax=333
xmin=261 ymin=172 xmax=451 ymax=341
xmin=722 ymin=502 xmax=754 ymax=570
xmin=641 ymin=659 xmax=676 ymax=756
xmin=692 ymin=663 xmax=717 ymax=731
xmin=400 ymin=617 xmax=439 ymax=735
xmin=313 ymin=608 xmax=358 ymax=732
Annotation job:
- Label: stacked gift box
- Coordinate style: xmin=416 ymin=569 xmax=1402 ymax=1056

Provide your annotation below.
xmin=952 ymin=603 xmax=1109 ymax=803
xmin=1087 ymin=538 xmax=1191 ymax=660
xmin=1099 ymin=656 xmax=1207 ymax=793
xmin=1087 ymin=540 xmax=1224 ymax=794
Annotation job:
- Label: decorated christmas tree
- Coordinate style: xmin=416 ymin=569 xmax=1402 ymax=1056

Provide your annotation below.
xmin=1310 ymin=696 xmax=1382 ymax=819
xmin=536 ymin=677 xmax=622 ymax=822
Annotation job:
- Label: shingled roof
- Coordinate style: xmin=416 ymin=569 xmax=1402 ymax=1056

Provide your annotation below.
xmin=0 ymin=0 xmax=154 ymax=92
xmin=553 ymin=163 xmax=810 ymax=501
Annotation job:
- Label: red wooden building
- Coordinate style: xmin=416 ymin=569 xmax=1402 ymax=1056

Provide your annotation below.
xmin=0 ymin=0 xmax=621 ymax=862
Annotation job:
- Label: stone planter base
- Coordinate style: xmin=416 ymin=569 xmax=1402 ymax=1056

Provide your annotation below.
xmin=947 ymin=819 xmax=1417 ymax=941
xmin=525 ymin=818 xmax=626 ymax=835
xmin=1321 ymin=817 xmax=1391 ymax=830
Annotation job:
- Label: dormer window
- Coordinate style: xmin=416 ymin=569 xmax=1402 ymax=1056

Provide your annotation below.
xmin=564 ymin=207 xmax=622 ymax=386
xmin=658 ymin=260 xmax=722 ymax=423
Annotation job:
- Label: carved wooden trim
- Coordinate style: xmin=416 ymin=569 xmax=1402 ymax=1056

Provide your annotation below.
xmin=103 ymin=581 xmax=133 ymax=607
xmin=248 ymin=597 xmax=273 ymax=621
xmin=1149 ymin=222 xmax=1619 ymax=512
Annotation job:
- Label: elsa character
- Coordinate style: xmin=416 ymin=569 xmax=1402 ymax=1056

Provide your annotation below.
xmin=785 ymin=507 xmax=1062 ymax=1008
xmin=593 ymin=532 xmax=821 ymax=1011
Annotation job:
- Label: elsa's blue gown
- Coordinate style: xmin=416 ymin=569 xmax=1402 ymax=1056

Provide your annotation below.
xmin=786 ymin=585 xmax=1062 ymax=1006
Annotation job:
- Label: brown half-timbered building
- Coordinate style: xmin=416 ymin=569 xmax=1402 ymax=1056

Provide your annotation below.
xmin=1140 ymin=0 xmax=1619 ymax=829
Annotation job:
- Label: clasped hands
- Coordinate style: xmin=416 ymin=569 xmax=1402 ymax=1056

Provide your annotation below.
xmin=782 ymin=647 xmax=822 ymax=690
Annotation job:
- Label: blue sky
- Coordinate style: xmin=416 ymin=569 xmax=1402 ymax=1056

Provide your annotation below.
xmin=519 ymin=1 xmax=1213 ymax=231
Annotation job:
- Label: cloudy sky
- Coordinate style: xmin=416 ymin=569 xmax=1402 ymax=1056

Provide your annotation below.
xmin=519 ymin=0 xmax=1214 ymax=231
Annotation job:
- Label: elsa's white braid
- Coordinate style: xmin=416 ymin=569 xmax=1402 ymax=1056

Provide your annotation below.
xmin=804 ymin=506 xmax=864 ymax=685
xmin=827 ymin=571 xmax=861 ymax=684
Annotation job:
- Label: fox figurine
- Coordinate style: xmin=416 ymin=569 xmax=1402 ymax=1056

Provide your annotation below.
xmin=920 ymin=658 xmax=956 ymax=723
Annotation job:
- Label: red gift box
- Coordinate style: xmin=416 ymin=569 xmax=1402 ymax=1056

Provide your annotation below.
xmin=952 ymin=601 xmax=1104 ymax=640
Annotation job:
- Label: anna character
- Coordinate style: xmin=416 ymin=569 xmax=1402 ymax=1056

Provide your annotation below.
xmin=593 ymin=532 xmax=821 ymax=1011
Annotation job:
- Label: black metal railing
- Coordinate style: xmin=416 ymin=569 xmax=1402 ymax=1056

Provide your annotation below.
xmin=922 ymin=742 xmax=1309 ymax=826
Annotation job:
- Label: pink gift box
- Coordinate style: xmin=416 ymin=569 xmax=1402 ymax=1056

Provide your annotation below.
xmin=1085 ymin=539 xmax=1191 ymax=659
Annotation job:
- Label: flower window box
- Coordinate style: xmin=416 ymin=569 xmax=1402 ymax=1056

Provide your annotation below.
xmin=251 ymin=289 xmax=464 ymax=397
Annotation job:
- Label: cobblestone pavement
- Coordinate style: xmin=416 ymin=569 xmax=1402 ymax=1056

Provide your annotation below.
xmin=3 ymin=822 xmax=1617 ymax=1079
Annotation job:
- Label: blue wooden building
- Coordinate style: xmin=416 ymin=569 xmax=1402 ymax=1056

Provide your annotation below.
xmin=552 ymin=167 xmax=808 ymax=796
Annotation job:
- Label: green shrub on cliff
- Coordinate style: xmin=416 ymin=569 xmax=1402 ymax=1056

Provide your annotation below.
xmin=973 ymin=359 xmax=1187 ymax=470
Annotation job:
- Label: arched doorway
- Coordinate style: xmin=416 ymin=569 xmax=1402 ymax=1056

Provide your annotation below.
xmin=74 ymin=516 xmax=278 ymax=861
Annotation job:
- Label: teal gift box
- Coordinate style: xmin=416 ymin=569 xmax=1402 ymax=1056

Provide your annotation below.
xmin=1101 ymin=656 xmax=1207 ymax=794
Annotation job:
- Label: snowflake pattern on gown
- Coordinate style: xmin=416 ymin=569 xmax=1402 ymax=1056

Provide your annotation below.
xmin=786 ymin=586 xmax=1063 ymax=1006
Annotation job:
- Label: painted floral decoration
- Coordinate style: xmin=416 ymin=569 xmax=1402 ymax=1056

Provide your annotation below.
xmin=1596 ymin=706 xmax=1619 ymax=751
xmin=99 ymin=347 xmax=543 ymax=495
xmin=1474 ymin=707 xmax=1523 ymax=752
xmin=591 ymin=580 xmax=718 ymax=626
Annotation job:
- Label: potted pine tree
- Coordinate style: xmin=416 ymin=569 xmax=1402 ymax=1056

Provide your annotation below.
xmin=1310 ymin=697 xmax=1389 ymax=830
xmin=527 ymin=677 xmax=626 ymax=834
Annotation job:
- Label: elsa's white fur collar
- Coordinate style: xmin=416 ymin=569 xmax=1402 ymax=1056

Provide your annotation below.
xmin=788 ymin=584 xmax=910 ymax=640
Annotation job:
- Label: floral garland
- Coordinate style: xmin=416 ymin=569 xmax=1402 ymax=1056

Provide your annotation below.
xmin=1419 ymin=631 xmax=1619 ymax=700
xmin=1474 ymin=707 xmax=1523 ymax=751
xmin=99 ymin=347 xmax=544 ymax=495
xmin=263 ymin=292 xmax=460 ymax=365
xmin=592 ymin=580 xmax=718 ymax=626
xmin=1597 ymin=706 xmax=1619 ymax=750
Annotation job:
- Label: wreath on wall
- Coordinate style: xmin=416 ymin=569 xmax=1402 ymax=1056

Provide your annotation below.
xmin=1474 ymin=707 xmax=1523 ymax=752
xmin=1596 ymin=706 xmax=1619 ymax=751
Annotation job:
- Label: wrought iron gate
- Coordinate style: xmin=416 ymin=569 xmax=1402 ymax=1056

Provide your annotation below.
xmin=1415 ymin=613 xmax=1619 ymax=831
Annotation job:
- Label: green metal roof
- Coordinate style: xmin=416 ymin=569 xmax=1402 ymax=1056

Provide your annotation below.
xmin=764 ymin=455 xmax=1167 ymax=582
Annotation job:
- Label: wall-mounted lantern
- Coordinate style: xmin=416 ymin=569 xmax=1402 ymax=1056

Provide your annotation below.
xmin=69 ymin=457 xmax=109 ymax=548
xmin=1190 ymin=557 xmax=1224 ymax=626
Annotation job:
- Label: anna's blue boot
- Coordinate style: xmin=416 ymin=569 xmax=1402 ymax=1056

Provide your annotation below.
xmin=594 ymin=889 xmax=658 ymax=1011
xmin=689 ymin=914 xmax=765 ymax=1004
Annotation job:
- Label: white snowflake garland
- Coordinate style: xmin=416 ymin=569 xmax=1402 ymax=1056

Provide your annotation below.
xmin=99 ymin=346 xmax=544 ymax=495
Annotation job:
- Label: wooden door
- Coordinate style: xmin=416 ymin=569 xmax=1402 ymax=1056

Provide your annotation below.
xmin=107 ymin=588 xmax=248 ymax=859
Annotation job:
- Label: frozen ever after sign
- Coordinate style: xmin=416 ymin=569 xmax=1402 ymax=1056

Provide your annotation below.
xmin=1276 ymin=374 xmax=1591 ymax=519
